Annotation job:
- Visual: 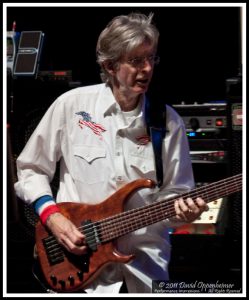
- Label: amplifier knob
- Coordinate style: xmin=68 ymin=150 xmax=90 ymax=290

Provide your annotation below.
xmin=190 ymin=118 xmax=200 ymax=131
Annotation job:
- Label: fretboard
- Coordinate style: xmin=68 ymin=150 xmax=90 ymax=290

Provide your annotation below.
xmin=98 ymin=173 xmax=242 ymax=243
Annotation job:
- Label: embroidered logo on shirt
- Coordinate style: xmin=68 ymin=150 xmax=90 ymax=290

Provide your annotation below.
xmin=136 ymin=135 xmax=151 ymax=145
xmin=76 ymin=111 xmax=106 ymax=137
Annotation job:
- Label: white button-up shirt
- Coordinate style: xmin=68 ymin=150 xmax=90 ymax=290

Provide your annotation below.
xmin=15 ymin=83 xmax=194 ymax=293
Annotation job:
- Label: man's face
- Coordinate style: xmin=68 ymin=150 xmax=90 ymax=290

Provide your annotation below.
xmin=113 ymin=42 xmax=157 ymax=97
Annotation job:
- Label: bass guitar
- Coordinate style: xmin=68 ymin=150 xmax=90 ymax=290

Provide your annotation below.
xmin=35 ymin=173 xmax=242 ymax=292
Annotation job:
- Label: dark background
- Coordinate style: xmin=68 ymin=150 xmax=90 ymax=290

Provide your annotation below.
xmin=7 ymin=6 xmax=241 ymax=103
xmin=6 ymin=5 xmax=243 ymax=294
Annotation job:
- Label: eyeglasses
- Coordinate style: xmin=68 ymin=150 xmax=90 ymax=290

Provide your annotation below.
xmin=126 ymin=55 xmax=160 ymax=68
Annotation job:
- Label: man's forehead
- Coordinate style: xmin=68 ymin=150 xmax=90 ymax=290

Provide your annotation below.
xmin=125 ymin=43 xmax=156 ymax=58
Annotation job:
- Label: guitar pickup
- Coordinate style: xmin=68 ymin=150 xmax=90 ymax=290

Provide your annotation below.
xmin=42 ymin=236 xmax=65 ymax=265
xmin=82 ymin=220 xmax=101 ymax=251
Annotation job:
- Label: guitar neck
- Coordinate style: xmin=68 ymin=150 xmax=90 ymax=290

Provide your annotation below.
xmin=98 ymin=173 xmax=242 ymax=243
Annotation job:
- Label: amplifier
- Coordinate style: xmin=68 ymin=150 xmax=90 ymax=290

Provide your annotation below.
xmin=172 ymin=102 xmax=227 ymax=115
xmin=173 ymin=102 xmax=227 ymax=133
xmin=190 ymin=150 xmax=228 ymax=163
xmin=170 ymin=102 xmax=232 ymax=235
xmin=172 ymin=102 xmax=229 ymax=152
xmin=37 ymin=70 xmax=73 ymax=82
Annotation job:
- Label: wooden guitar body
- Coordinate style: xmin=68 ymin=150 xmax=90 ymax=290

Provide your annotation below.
xmin=35 ymin=179 xmax=155 ymax=292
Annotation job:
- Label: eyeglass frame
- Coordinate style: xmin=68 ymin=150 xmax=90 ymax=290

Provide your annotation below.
xmin=126 ymin=55 xmax=160 ymax=68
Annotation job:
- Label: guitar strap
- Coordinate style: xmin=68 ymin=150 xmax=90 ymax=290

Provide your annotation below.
xmin=145 ymin=96 xmax=167 ymax=188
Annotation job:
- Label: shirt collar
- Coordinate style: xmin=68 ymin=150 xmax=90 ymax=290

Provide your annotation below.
xmin=101 ymin=84 xmax=146 ymax=118
xmin=99 ymin=84 xmax=119 ymax=117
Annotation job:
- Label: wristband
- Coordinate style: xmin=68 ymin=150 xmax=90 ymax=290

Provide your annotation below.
xmin=34 ymin=195 xmax=54 ymax=214
xmin=40 ymin=205 xmax=60 ymax=225
xmin=34 ymin=195 xmax=60 ymax=225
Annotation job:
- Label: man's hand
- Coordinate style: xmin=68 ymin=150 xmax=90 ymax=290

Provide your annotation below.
xmin=174 ymin=197 xmax=209 ymax=223
xmin=46 ymin=212 xmax=87 ymax=255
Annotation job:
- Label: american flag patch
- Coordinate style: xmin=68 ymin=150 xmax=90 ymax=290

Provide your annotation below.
xmin=76 ymin=111 xmax=106 ymax=137
xmin=136 ymin=135 xmax=151 ymax=145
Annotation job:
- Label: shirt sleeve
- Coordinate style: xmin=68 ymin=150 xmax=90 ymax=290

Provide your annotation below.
xmin=14 ymin=99 xmax=64 ymax=204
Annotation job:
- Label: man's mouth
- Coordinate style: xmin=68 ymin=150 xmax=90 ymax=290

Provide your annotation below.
xmin=136 ymin=78 xmax=149 ymax=86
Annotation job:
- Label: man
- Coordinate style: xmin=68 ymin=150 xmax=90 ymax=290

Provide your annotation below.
xmin=14 ymin=12 xmax=208 ymax=293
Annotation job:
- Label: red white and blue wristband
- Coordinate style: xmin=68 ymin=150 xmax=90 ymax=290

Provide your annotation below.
xmin=34 ymin=195 xmax=60 ymax=225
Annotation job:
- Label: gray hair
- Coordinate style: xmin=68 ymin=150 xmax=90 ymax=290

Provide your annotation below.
xmin=96 ymin=12 xmax=159 ymax=83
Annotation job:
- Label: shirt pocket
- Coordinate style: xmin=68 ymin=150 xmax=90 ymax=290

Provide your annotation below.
xmin=129 ymin=146 xmax=157 ymax=182
xmin=72 ymin=145 xmax=106 ymax=184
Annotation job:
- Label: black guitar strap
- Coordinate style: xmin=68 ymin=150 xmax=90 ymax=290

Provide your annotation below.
xmin=145 ymin=97 xmax=167 ymax=188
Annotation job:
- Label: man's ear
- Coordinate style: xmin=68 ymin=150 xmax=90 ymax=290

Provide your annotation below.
xmin=103 ymin=61 xmax=116 ymax=76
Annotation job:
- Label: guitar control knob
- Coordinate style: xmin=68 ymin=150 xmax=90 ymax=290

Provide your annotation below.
xmin=77 ymin=271 xmax=83 ymax=281
xmin=50 ymin=275 xmax=57 ymax=285
xmin=59 ymin=280 xmax=65 ymax=289
xmin=68 ymin=275 xmax=75 ymax=286
xmin=83 ymin=261 xmax=89 ymax=272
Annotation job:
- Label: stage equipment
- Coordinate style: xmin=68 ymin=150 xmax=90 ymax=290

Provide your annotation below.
xmin=7 ymin=29 xmax=20 ymax=76
xmin=226 ymin=75 xmax=242 ymax=239
xmin=13 ymin=31 xmax=44 ymax=77
xmin=172 ymin=102 xmax=230 ymax=234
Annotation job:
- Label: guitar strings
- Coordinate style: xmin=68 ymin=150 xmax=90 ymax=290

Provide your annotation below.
xmin=44 ymin=174 xmax=242 ymax=248
xmin=55 ymin=174 xmax=243 ymax=245
xmin=80 ymin=174 xmax=242 ymax=243
xmin=96 ymin=174 xmax=242 ymax=242
xmin=43 ymin=174 xmax=242 ymax=258
xmin=45 ymin=174 xmax=242 ymax=252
